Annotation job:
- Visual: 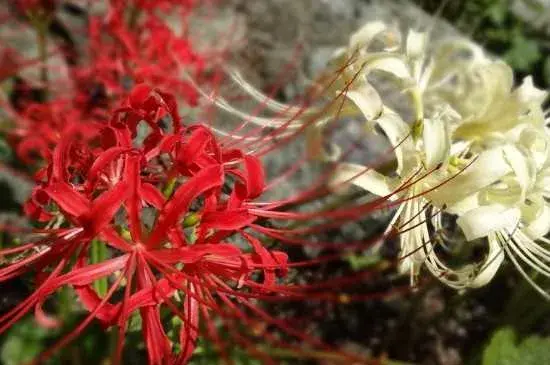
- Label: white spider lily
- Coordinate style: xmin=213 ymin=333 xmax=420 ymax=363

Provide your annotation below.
xmin=330 ymin=105 xmax=503 ymax=289
xmin=329 ymin=21 xmax=550 ymax=296
xmin=435 ymin=124 xmax=550 ymax=298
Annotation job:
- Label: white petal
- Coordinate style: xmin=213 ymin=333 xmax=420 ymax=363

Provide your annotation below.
xmin=366 ymin=54 xmax=412 ymax=81
xmin=470 ymin=232 xmax=505 ymax=287
xmin=445 ymin=194 xmax=480 ymax=215
xmin=515 ymin=76 xmax=548 ymax=106
xmin=375 ymin=111 xmax=416 ymax=176
xmin=523 ymin=202 xmax=550 ymax=239
xmin=406 ymin=29 xmax=427 ymax=60
xmin=457 ymin=205 xmax=520 ymax=241
xmin=344 ymin=83 xmax=383 ymax=121
xmin=502 ymin=145 xmax=533 ymax=200
xmin=423 ymin=118 xmax=450 ymax=169
xmin=406 ymin=29 xmax=427 ymax=84
xmin=519 ymin=127 xmax=549 ymax=170
xmin=428 ymin=147 xmax=513 ymax=206
xmin=330 ymin=163 xmax=394 ymax=198
xmin=349 ymin=21 xmax=388 ymax=52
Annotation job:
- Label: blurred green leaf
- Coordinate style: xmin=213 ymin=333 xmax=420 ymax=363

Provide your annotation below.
xmin=346 ymin=252 xmax=382 ymax=271
xmin=486 ymin=2 xmax=507 ymax=25
xmin=0 ymin=318 xmax=51 ymax=365
xmin=504 ymin=36 xmax=541 ymax=71
xmin=127 ymin=311 xmax=143 ymax=333
xmin=543 ymin=58 xmax=550 ymax=85
xmin=482 ymin=327 xmax=550 ymax=365
xmin=0 ymin=139 xmax=12 ymax=161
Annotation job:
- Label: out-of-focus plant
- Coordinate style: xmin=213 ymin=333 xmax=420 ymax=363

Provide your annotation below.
xmin=417 ymin=0 xmax=550 ymax=86
xmin=482 ymin=327 xmax=550 ymax=365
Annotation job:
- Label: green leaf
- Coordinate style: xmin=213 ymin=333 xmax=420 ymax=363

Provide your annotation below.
xmin=346 ymin=252 xmax=382 ymax=271
xmin=0 ymin=139 xmax=12 ymax=161
xmin=127 ymin=311 xmax=143 ymax=333
xmin=504 ymin=36 xmax=541 ymax=71
xmin=0 ymin=318 xmax=51 ymax=365
xmin=482 ymin=327 xmax=550 ymax=365
xmin=482 ymin=328 xmax=520 ymax=365
xmin=518 ymin=336 xmax=550 ymax=364
xmin=486 ymin=3 xmax=507 ymax=25
xmin=543 ymin=58 xmax=550 ymax=86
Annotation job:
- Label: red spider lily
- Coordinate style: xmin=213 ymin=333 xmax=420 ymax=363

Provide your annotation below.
xmin=1 ymin=0 xmax=216 ymax=174
xmin=74 ymin=0 xmax=206 ymax=108
xmin=7 ymin=100 xmax=102 ymax=164
xmin=0 ymin=84 xmax=407 ymax=364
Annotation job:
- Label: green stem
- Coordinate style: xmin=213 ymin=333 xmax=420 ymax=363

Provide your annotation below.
xmin=58 ymin=285 xmax=72 ymax=318
xmin=38 ymin=24 xmax=48 ymax=89
xmin=30 ymin=14 xmax=51 ymax=100
xmin=91 ymin=239 xmax=108 ymax=297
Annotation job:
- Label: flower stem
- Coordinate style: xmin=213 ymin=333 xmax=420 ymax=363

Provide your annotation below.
xmin=30 ymin=13 xmax=51 ymax=100
xmin=91 ymin=239 xmax=108 ymax=297
xmin=37 ymin=22 xmax=48 ymax=89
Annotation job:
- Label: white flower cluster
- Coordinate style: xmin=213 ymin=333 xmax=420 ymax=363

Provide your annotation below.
xmin=328 ymin=22 xmax=550 ymax=296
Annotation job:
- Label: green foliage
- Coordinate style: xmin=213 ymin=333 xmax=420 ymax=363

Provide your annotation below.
xmin=0 ymin=318 xmax=51 ymax=365
xmin=482 ymin=327 xmax=550 ymax=365
xmin=503 ymin=30 xmax=542 ymax=71
xmin=0 ymin=315 xmax=111 ymax=365
xmin=346 ymin=252 xmax=382 ymax=271
xmin=543 ymin=57 xmax=550 ymax=85
xmin=189 ymin=338 xmax=263 ymax=365
xmin=0 ymin=138 xmax=12 ymax=161
xmin=417 ymin=0 xmax=550 ymax=86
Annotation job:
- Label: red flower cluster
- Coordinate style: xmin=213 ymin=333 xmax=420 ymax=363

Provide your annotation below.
xmin=1 ymin=85 xmax=289 ymax=364
xmin=8 ymin=100 xmax=101 ymax=165
xmin=77 ymin=0 xmax=205 ymax=106
xmin=4 ymin=0 xmax=210 ymax=168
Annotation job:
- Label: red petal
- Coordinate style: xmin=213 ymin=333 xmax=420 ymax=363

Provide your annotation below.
xmin=176 ymin=127 xmax=211 ymax=168
xmin=243 ymin=233 xmax=283 ymax=290
xmin=129 ymin=84 xmax=152 ymax=109
xmin=180 ymin=282 xmax=199 ymax=363
xmin=141 ymin=306 xmax=171 ymax=365
xmin=201 ymin=209 xmax=256 ymax=230
xmin=148 ymin=244 xmax=242 ymax=265
xmin=44 ymin=183 xmax=90 ymax=218
xmin=140 ymin=183 xmax=164 ymax=209
xmin=74 ymin=284 xmax=117 ymax=326
xmin=243 ymin=155 xmax=265 ymax=199
xmin=84 ymin=181 xmax=130 ymax=235
xmin=86 ymin=147 xmax=128 ymax=189
xmin=124 ymin=155 xmax=142 ymax=241
xmin=52 ymin=255 xmax=129 ymax=287
xmin=147 ymin=165 xmax=223 ymax=247
xmin=35 ymin=301 xmax=61 ymax=329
